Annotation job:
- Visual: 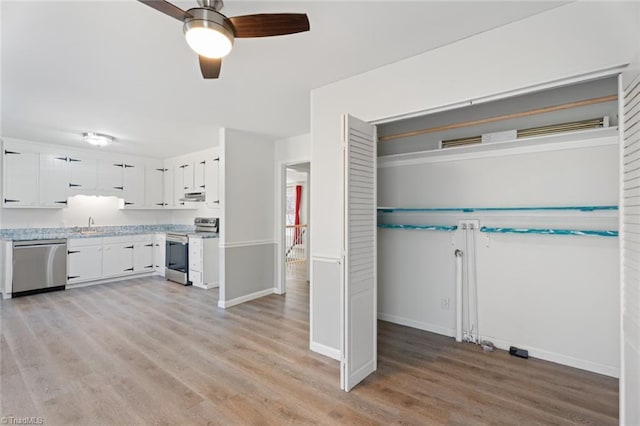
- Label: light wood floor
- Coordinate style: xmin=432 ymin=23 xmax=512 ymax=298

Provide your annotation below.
xmin=1 ymin=269 xmax=618 ymax=425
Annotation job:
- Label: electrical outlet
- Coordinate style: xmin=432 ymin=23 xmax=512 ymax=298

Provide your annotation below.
xmin=441 ymin=298 xmax=450 ymax=310
xmin=458 ymin=219 xmax=480 ymax=230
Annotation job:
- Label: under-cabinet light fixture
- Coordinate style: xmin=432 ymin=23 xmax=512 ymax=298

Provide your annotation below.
xmin=82 ymin=132 xmax=115 ymax=147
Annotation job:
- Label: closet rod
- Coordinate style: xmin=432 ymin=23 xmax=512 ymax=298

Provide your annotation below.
xmin=480 ymin=226 xmax=618 ymax=237
xmin=377 ymin=205 xmax=618 ymax=213
xmin=377 ymin=224 xmax=457 ymax=232
xmin=378 ymin=94 xmax=618 ymax=142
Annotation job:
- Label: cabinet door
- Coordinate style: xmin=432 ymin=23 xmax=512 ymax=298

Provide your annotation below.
xmin=163 ymin=166 xmax=175 ymax=208
xmin=67 ymin=245 xmax=102 ymax=283
xmin=102 ymin=243 xmax=134 ymax=277
xmin=68 ymin=156 xmax=98 ymax=192
xmin=134 ymin=240 xmax=154 ymax=272
xmin=97 ymin=160 xmax=123 ymax=193
xmin=182 ymin=162 xmax=194 ymax=192
xmin=188 ymin=237 xmax=202 ymax=272
xmin=174 ymin=165 xmax=186 ymax=207
xmin=39 ymin=153 xmax=69 ymax=207
xmin=122 ymin=162 xmax=145 ymax=208
xmin=194 ymin=160 xmax=206 ymax=192
xmin=3 ymin=148 xmax=39 ymax=207
xmin=205 ymin=158 xmax=220 ymax=207
xmin=154 ymin=233 xmax=166 ymax=274
xmin=146 ymin=164 xmax=165 ymax=208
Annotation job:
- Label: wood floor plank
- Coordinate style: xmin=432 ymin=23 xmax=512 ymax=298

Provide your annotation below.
xmin=1 ymin=270 xmax=618 ymax=425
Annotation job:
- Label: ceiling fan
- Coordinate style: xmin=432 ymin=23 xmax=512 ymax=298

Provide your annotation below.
xmin=138 ymin=0 xmax=310 ymax=79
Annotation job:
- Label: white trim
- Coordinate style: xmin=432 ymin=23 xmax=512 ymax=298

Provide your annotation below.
xmin=482 ymin=335 xmax=619 ymax=378
xmin=310 ymin=341 xmax=341 ymax=361
xmin=221 ymin=240 xmax=275 ymax=249
xmin=66 ymin=271 xmax=156 ymax=289
xmin=192 ymin=282 xmax=218 ymax=290
xmin=618 ymin=71 xmax=626 ymax=422
xmin=378 ymin=128 xmax=618 ymax=169
xmin=217 ymin=287 xmax=274 ymax=309
xmin=371 ymin=65 xmax=626 ymax=125
xmin=378 ymin=313 xmax=455 ymax=338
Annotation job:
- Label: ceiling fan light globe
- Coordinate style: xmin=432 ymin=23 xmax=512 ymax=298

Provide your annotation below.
xmin=185 ymin=26 xmax=232 ymax=58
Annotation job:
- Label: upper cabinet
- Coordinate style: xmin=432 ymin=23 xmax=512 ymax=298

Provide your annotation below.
xmin=2 ymin=139 xmax=220 ymax=210
xmin=3 ymin=144 xmax=39 ymax=207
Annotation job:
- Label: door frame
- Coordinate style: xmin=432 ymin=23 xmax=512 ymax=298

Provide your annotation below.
xmin=276 ymin=159 xmax=311 ymax=295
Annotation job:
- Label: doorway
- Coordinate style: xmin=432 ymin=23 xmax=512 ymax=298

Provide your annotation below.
xmin=279 ymin=162 xmax=310 ymax=294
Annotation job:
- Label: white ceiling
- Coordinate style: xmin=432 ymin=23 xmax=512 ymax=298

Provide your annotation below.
xmin=1 ymin=1 xmax=565 ymax=158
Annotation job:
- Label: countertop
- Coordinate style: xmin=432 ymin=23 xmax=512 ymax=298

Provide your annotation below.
xmin=0 ymin=224 xmax=211 ymax=241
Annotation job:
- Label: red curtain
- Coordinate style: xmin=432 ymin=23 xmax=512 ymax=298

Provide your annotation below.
xmin=294 ymin=185 xmax=302 ymax=243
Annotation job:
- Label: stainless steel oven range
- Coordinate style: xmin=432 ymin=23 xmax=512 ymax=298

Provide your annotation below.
xmin=166 ymin=233 xmax=190 ymax=285
xmin=165 ymin=217 xmax=219 ymax=285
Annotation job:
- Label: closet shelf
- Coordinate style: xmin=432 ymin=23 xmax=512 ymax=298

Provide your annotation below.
xmin=480 ymin=226 xmax=618 ymax=237
xmin=377 ymin=205 xmax=618 ymax=213
xmin=377 ymin=224 xmax=458 ymax=232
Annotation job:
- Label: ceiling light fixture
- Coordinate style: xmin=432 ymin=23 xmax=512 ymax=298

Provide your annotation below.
xmin=82 ymin=132 xmax=115 ymax=147
xmin=183 ymin=8 xmax=234 ymax=58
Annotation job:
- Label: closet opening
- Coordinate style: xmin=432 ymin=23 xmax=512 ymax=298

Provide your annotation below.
xmin=342 ymin=74 xmax=623 ymax=401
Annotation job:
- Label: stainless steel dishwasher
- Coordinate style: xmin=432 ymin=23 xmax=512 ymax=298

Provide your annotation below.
xmin=13 ymin=239 xmax=67 ymax=296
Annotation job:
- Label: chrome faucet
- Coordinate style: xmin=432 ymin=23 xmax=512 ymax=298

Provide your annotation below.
xmin=88 ymin=216 xmax=95 ymax=228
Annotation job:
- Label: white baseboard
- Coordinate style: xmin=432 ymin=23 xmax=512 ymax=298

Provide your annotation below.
xmin=193 ymin=282 xmax=219 ymax=290
xmin=310 ymin=341 xmax=341 ymax=361
xmin=218 ymin=288 xmax=275 ymax=309
xmin=378 ymin=312 xmax=455 ymax=338
xmin=481 ymin=335 xmax=619 ymax=378
xmin=66 ymin=272 xmax=156 ymax=290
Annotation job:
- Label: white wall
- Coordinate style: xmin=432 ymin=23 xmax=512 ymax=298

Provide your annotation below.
xmin=310 ymin=1 xmax=640 ymax=357
xmin=219 ymin=128 xmax=277 ymax=307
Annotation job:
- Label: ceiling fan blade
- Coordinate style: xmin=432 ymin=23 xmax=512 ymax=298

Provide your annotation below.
xmin=199 ymin=56 xmax=222 ymax=79
xmin=138 ymin=0 xmax=192 ymax=21
xmin=228 ymin=13 xmax=310 ymax=38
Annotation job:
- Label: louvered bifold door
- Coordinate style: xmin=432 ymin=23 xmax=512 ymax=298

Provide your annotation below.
xmin=621 ymin=57 xmax=640 ymax=426
xmin=341 ymin=114 xmax=377 ymax=392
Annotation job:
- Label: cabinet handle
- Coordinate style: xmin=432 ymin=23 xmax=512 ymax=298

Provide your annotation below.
xmin=69 ymin=183 xmax=82 ymax=187
xmin=124 ymin=164 xmax=134 ymax=168
xmin=180 ymin=202 xmax=185 ymax=205
xmin=67 ymin=250 xmax=80 ymax=254
xmin=144 ymin=243 xmax=153 ymax=247
xmin=155 ymin=244 xmax=160 ymax=247
xmin=212 ymin=200 xmax=219 ymax=204
xmin=125 ymin=245 xmax=134 ymax=249
xmin=113 ymin=163 xmax=124 ymax=168
xmin=213 ymin=157 xmax=220 ymax=161
xmin=156 ymin=168 xmax=166 ymax=172
xmin=67 ymin=275 xmax=80 ymax=280
xmin=124 ymin=268 xmax=134 ymax=272
xmin=124 ymin=202 xmax=134 ymax=206
xmin=145 ymin=264 xmax=154 ymax=268
xmin=155 ymin=203 xmax=164 ymax=206
xmin=200 ymin=161 xmax=206 ymax=164
xmin=4 ymin=150 xmax=19 ymax=155
xmin=4 ymin=199 xmax=20 ymax=203
xmin=54 ymin=156 xmax=68 ymax=161
xmin=113 ymin=186 xmax=124 ymax=190
xmin=68 ymin=158 xmax=81 ymax=162
xmin=54 ymin=200 xmax=68 ymax=205
xmin=184 ymin=186 xmax=188 ymax=190
xmin=199 ymin=185 xmax=205 ymax=188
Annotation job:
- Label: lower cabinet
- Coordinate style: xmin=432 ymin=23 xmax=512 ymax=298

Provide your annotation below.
xmin=67 ymin=234 xmax=156 ymax=284
xmin=67 ymin=239 xmax=103 ymax=284
xmin=188 ymin=236 xmax=219 ymax=289
xmin=153 ymin=233 xmax=166 ymax=276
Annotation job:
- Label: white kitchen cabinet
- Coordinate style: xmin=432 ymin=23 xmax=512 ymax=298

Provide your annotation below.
xmin=68 ymin=155 xmax=98 ymax=192
xmin=2 ymin=146 xmax=39 ymax=207
xmin=102 ymin=240 xmax=134 ymax=277
xmin=194 ymin=160 xmax=206 ymax=192
xmin=97 ymin=160 xmax=124 ymax=194
xmin=146 ymin=163 xmax=166 ymax=208
xmin=205 ymin=157 xmax=220 ymax=207
xmin=39 ymin=153 xmax=69 ymax=207
xmin=173 ymin=164 xmax=187 ymax=207
xmin=67 ymin=238 xmax=103 ymax=284
xmin=188 ymin=236 xmax=219 ymax=289
xmin=163 ymin=166 xmax=175 ymax=208
xmin=122 ymin=162 xmax=145 ymax=208
xmin=182 ymin=162 xmax=195 ymax=192
xmin=154 ymin=233 xmax=166 ymax=275
xmin=133 ymin=236 xmax=154 ymax=273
